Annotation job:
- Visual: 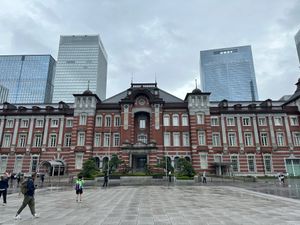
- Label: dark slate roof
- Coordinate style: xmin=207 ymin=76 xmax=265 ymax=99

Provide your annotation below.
xmin=103 ymin=88 xmax=184 ymax=103
xmin=283 ymin=78 xmax=300 ymax=106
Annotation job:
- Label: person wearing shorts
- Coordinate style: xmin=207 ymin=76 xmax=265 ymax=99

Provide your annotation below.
xmin=75 ymin=176 xmax=84 ymax=202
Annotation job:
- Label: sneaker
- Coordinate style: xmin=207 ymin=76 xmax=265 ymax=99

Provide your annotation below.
xmin=32 ymin=213 xmax=39 ymax=218
xmin=2 ymin=203 xmax=6 ymax=206
xmin=14 ymin=215 xmax=21 ymax=220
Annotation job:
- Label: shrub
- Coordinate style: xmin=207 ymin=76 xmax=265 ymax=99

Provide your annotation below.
xmin=177 ymin=158 xmax=195 ymax=177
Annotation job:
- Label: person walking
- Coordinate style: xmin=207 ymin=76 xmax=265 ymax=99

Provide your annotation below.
xmin=75 ymin=176 xmax=84 ymax=202
xmin=14 ymin=174 xmax=38 ymax=220
xmin=168 ymin=171 xmax=172 ymax=183
xmin=202 ymin=171 xmax=207 ymax=184
xmin=40 ymin=174 xmax=45 ymax=187
xmin=102 ymin=172 xmax=108 ymax=188
xmin=16 ymin=173 xmax=21 ymax=187
xmin=0 ymin=174 xmax=9 ymax=206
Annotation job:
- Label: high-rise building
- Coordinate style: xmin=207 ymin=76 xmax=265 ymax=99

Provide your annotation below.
xmin=52 ymin=35 xmax=107 ymax=103
xmin=0 ymin=84 xmax=8 ymax=103
xmin=200 ymin=45 xmax=259 ymax=101
xmin=0 ymin=55 xmax=56 ymax=103
xmin=295 ymin=29 xmax=300 ymax=64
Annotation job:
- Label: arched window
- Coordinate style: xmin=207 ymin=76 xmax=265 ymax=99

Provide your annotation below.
xmin=163 ymin=114 xmax=170 ymax=126
xmin=172 ymin=114 xmax=179 ymax=126
xmin=182 ymin=114 xmax=188 ymax=126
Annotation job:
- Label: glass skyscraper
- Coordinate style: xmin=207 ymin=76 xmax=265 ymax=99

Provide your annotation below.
xmin=52 ymin=35 xmax=107 ymax=103
xmin=295 ymin=29 xmax=300 ymax=64
xmin=0 ymin=55 xmax=56 ymax=103
xmin=200 ymin=45 xmax=259 ymax=101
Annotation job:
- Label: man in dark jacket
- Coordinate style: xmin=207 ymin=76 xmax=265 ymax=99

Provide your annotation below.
xmin=0 ymin=174 xmax=9 ymax=206
xmin=15 ymin=174 xmax=39 ymax=220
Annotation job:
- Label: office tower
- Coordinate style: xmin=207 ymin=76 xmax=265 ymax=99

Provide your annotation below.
xmin=200 ymin=45 xmax=259 ymax=101
xmin=0 ymin=84 xmax=8 ymax=103
xmin=52 ymin=35 xmax=107 ymax=102
xmin=0 ymin=55 xmax=56 ymax=103
xmin=295 ymin=29 xmax=300 ymax=64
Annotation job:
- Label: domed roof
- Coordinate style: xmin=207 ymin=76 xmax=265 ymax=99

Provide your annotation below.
xmin=83 ymin=89 xmax=93 ymax=95
xmin=192 ymin=88 xmax=202 ymax=94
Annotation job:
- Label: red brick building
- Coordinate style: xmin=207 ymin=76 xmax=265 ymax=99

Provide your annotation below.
xmin=1 ymin=80 xmax=300 ymax=176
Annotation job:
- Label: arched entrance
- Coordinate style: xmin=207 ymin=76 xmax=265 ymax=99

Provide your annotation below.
xmin=39 ymin=160 xmax=65 ymax=176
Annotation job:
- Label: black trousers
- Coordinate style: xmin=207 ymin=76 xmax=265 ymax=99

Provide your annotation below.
xmin=0 ymin=189 xmax=7 ymax=203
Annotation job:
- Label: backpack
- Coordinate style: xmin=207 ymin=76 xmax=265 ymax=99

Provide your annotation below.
xmin=75 ymin=183 xmax=80 ymax=191
xmin=20 ymin=179 xmax=28 ymax=195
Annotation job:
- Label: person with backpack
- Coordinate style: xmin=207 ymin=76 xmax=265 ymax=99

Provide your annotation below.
xmin=14 ymin=174 xmax=39 ymax=220
xmin=102 ymin=172 xmax=108 ymax=188
xmin=0 ymin=174 xmax=9 ymax=206
xmin=75 ymin=176 xmax=84 ymax=202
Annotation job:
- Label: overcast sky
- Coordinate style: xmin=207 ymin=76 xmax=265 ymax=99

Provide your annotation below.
xmin=0 ymin=0 xmax=299 ymax=101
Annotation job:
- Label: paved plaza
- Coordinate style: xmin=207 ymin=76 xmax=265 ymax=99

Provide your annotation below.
xmin=1 ymin=185 xmax=300 ymax=225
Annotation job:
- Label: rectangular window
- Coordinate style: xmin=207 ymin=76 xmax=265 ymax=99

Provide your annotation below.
xmin=18 ymin=134 xmax=27 ymax=147
xmin=242 ymin=117 xmax=251 ymax=126
xmin=94 ymin=133 xmax=101 ymax=147
xmin=79 ymin=114 xmax=87 ymax=125
xmin=77 ymin=132 xmax=85 ymax=146
xmin=20 ymin=119 xmax=29 ymax=128
xmin=264 ymin=155 xmax=272 ymax=173
xmin=75 ymin=154 xmax=83 ymax=169
xmin=31 ymin=156 xmax=39 ymax=173
xmin=0 ymin=156 xmax=8 ymax=173
xmin=163 ymin=115 xmax=170 ymax=126
xmin=276 ymin=132 xmax=285 ymax=146
xmin=35 ymin=119 xmax=44 ymax=128
xmin=212 ymin=133 xmax=221 ymax=146
xmin=105 ymin=116 xmax=111 ymax=127
xmin=139 ymin=119 xmax=146 ymax=129
xmin=227 ymin=117 xmax=235 ymax=126
xmin=290 ymin=116 xmax=299 ymax=126
xmin=211 ymin=117 xmax=219 ymax=126
xmin=293 ymin=133 xmax=300 ymax=146
xmin=33 ymin=134 xmax=42 ymax=147
xmin=95 ymin=115 xmax=102 ymax=127
xmin=247 ymin=155 xmax=256 ymax=172
xmin=214 ymin=154 xmax=222 ymax=163
xmin=258 ymin=117 xmax=267 ymax=126
xmin=197 ymin=114 xmax=204 ymax=124
xmin=200 ymin=154 xmax=208 ymax=169
xmin=113 ymin=133 xmax=120 ymax=147
xmin=49 ymin=134 xmax=57 ymax=147
xmin=104 ymin=133 xmax=111 ymax=147
xmin=164 ymin=132 xmax=170 ymax=146
xmin=14 ymin=156 xmax=23 ymax=173
xmin=173 ymin=132 xmax=180 ymax=146
xmin=228 ymin=132 xmax=237 ymax=146
xmin=114 ymin=116 xmax=121 ymax=127
xmin=182 ymin=132 xmax=190 ymax=146
xmin=66 ymin=119 xmax=73 ymax=127
xmin=2 ymin=133 xmax=11 ymax=147
xmin=182 ymin=115 xmax=188 ymax=126
xmin=244 ymin=133 xmax=253 ymax=146
xmin=260 ymin=133 xmax=269 ymax=146
xmin=198 ymin=131 xmax=206 ymax=145
xmin=64 ymin=133 xmax=72 ymax=147
xmin=274 ymin=117 xmax=283 ymax=126
xmin=230 ymin=155 xmax=239 ymax=172
xmin=6 ymin=119 xmax=14 ymax=128
xmin=51 ymin=119 xmax=59 ymax=127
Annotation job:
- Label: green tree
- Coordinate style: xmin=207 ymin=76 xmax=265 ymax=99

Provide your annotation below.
xmin=103 ymin=154 xmax=123 ymax=173
xmin=78 ymin=158 xmax=98 ymax=178
xmin=177 ymin=158 xmax=195 ymax=177
xmin=157 ymin=156 xmax=174 ymax=173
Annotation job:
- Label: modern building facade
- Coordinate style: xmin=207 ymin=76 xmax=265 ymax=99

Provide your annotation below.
xmin=52 ymin=35 xmax=107 ymax=103
xmin=0 ymin=78 xmax=300 ymax=177
xmin=0 ymin=55 xmax=56 ymax=104
xmin=0 ymin=85 xmax=8 ymax=103
xmin=295 ymin=29 xmax=300 ymax=64
xmin=200 ymin=45 xmax=259 ymax=101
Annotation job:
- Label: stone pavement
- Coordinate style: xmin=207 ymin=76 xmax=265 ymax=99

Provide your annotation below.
xmin=1 ymin=185 xmax=300 ymax=225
